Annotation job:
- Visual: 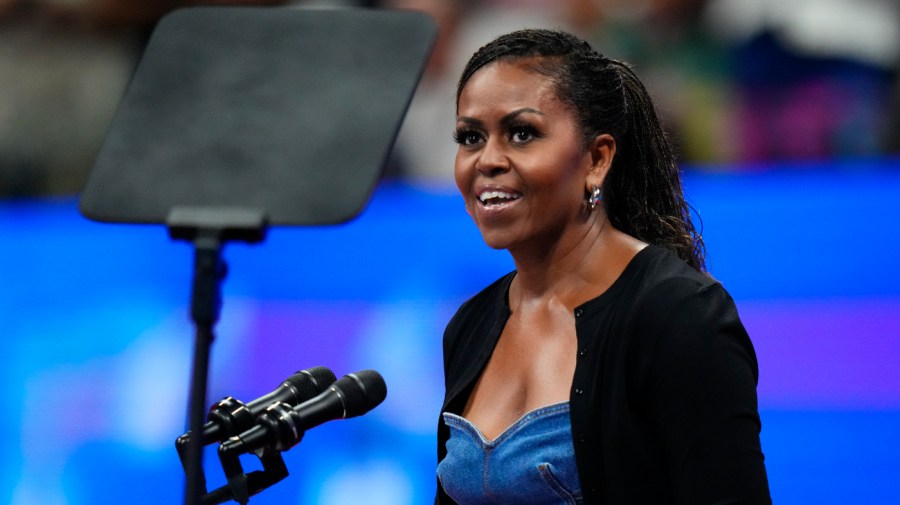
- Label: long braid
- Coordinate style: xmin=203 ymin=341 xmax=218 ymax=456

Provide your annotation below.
xmin=604 ymin=60 xmax=706 ymax=271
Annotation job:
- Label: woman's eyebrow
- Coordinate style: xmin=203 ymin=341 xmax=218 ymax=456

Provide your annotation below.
xmin=456 ymin=107 xmax=546 ymax=127
xmin=501 ymin=108 xmax=545 ymax=126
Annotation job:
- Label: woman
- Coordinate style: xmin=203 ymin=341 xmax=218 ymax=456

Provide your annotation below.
xmin=435 ymin=29 xmax=770 ymax=504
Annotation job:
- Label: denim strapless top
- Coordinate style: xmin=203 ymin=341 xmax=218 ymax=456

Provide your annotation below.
xmin=437 ymin=402 xmax=583 ymax=505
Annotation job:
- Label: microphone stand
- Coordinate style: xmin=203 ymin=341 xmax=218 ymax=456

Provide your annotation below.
xmin=168 ymin=206 xmax=267 ymax=505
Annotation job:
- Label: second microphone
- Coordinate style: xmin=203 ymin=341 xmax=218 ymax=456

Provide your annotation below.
xmin=219 ymin=369 xmax=387 ymax=456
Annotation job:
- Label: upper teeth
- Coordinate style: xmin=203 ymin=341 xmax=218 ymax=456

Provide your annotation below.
xmin=479 ymin=191 xmax=518 ymax=203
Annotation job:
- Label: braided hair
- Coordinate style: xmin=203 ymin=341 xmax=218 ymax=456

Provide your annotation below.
xmin=457 ymin=29 xmax=706 ymax=272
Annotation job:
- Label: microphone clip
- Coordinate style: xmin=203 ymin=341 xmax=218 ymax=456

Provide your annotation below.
xmin=201 ymin=444 xmax=288 ymax=505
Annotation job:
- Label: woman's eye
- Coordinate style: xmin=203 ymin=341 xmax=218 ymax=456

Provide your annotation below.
xmin=510 ymin=126 xmax=537 ymax=143
xmin=453 ymin=129 xmax=482 ymax=146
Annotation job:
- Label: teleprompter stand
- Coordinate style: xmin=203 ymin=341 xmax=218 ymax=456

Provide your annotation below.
xmin=168 ymin=207 xmax=268 ymax=504
xmin=79 ymin=6 xmax=435 ymax=505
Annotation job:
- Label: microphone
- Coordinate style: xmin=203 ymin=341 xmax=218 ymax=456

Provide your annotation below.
xmin=219 ymin=369 xmax=387 ymax=455
xmin=184 ymin=366 xmax=337 ymax=445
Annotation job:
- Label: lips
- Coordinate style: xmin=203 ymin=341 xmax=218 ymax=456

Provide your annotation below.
xmin=476 ymin=188 xmax=522 ymax=207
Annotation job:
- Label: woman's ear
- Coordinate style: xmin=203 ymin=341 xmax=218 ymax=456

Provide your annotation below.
xmin=586 ymin=133 xmax=616 ymax=190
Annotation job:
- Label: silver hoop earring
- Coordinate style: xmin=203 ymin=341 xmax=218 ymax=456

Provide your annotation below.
xmin=588 ymin=186 xmax=602 ymax=210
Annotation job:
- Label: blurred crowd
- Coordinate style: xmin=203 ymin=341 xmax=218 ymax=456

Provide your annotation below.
xmin=1 ymin=0 xmax=898 ymax=196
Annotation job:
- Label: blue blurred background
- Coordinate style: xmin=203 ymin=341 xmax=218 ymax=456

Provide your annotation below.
xmin=3 ymin=161 xmax=900 ymax=504
xmin=2 ymin=0 xmax=900 ymax=504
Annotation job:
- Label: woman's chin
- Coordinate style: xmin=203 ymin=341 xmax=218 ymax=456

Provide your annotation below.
xmin=478 ymin=232 xmax=513 ymax=251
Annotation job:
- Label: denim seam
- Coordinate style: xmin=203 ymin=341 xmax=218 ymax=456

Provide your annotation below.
xmin=443 ymin=402 xmax=571 ymax=448
xmin=538 ymin=462 xmax=583 ymax=505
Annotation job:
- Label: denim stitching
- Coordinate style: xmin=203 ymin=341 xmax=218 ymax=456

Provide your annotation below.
xmin=443 ymin=401 xmax=570 ymax=448
xmin=538 ymin=462 xmax=583 ymax=505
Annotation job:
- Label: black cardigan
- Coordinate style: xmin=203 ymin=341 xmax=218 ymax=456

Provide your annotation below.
xmin=436 ymin=245 xmax=771 ymax=504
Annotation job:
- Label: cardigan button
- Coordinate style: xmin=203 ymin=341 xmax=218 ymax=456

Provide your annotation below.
xmin=579 ymin=348 xmax=587 ymax=357
xmin=574 ymin=388 xmax=584 ymax=395
xmin=574 ymin=308 xmax=583 ymax=317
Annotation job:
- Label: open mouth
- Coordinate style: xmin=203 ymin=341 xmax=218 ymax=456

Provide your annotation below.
xmin=477 ymin=190 xmax=521 ymax=207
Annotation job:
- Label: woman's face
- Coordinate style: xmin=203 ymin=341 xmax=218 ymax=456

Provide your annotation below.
xmin=454 ymin=59 xmax=598 ymax=252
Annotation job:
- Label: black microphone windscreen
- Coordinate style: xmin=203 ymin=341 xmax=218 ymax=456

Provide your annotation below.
xmin=340 ymin=369 xmax=387 ymax=418
xmin=286 ymin=366 xmax=337 ymax=401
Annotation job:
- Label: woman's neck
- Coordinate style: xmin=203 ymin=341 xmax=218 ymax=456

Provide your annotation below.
xmin=507 ymin=215 xmax=645 ymax=311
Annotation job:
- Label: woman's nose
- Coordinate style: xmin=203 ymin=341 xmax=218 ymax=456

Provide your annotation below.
xmin=475 ymin=137 xmax=510 ymax=176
